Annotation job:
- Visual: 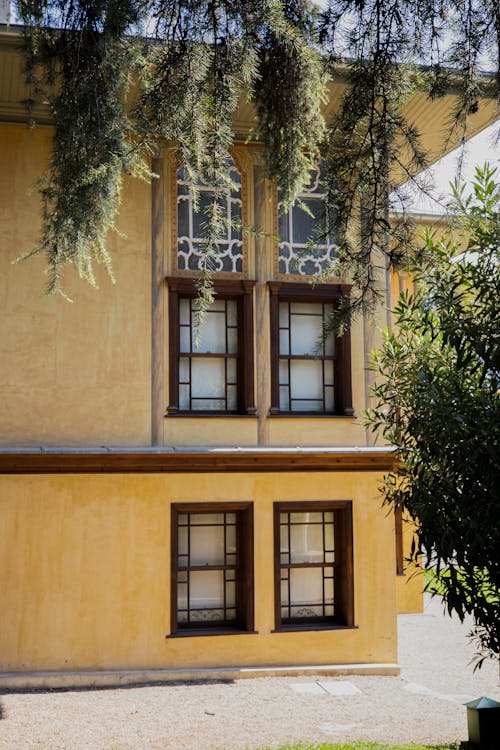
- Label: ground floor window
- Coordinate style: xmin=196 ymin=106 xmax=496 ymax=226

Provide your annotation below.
xmin=170 ymin=503 xmax=253 ymax=634
xmin=274 ymin=501 xmax=354 ymax=629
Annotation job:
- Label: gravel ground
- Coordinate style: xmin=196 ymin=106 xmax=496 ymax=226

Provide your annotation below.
xmin=1 ymin=596 xmax=499 ymax=750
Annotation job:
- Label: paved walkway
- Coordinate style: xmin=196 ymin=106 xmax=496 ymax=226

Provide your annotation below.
xmin=1 ymin=596 xmax=499 ymax=749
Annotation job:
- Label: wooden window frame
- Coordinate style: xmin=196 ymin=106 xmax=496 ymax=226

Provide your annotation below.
xmin=268 ymin=281 xmax=354 ymax=417
xmin=170 ymin=502 xmax=254 ymax=636
xmin=273 ymin=500 xmax=355 ymax=631
xmin=167 ymin=278 xmax=256 ymax=416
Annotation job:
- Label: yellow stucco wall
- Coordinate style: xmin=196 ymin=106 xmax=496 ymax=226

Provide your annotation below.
xmin=396 ymin=515 xmax=424 ymax=614
xmin=0 ymin=123 xmax=152 ymax=446
xmin=0 ymin=471 xmax=398 ymax=672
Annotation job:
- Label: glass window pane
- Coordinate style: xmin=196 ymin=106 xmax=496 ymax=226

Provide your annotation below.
xmin=189 ymin=570 xmax=224 ymax=610
xmin=227 ymin=300 xmax=237 ymax=326
xmin=191 ymin=359 xmax=225 ymax=398
xmin=279 ymin=359 xmax=289 ymax=385
xmin=227 ymin=385 xmax=237 ymax=411
xmin=278 ymin=211 xmax=290 ymax=243
xmin=189 ymin=524 xmax=225 ymax=566
xmin=290 ymin=310 xmax=322 ymax=355
xmin=279 ymin=386 xmax=290 ymax=411
xmin=279 ymin=329 xmax=290 ymax=355
xmin=325 ymin=386 xmax=334 ymax=412
xmin=195 ymin=309 xmax=226 ymax=353
xmin=324 ymin=359 xmax=334 ymax=386
xmin=179 ymin=384 xmax=190 ymax=409
xmin=190 ymin=513 xmax=225 ymax=525
xmin=289 ymin=512 xmax=323 ymax=523
xmin=290 ymin=523 xmax=324 ymax=563
xmin=226 ymin=358 xmax=237 ymax=384
xmin=324 ymin=574 xmax=334 ymax=604
xmin=324 ymin=522 xmax=334 ymax=552
xmin=280 ymin=524 xmax=289 ymax=554
xmin=177 ymin=198 xmax=190 ymax=237
xmin=179 ymin=325 xmax=191 ymax=353
xmin=226 ymin=523 xmax=237 ymax=554
xmin=226 ymin=579 xmax=236 ymax=608
xmin=227 ymin=328 xmax=238 ymax=354
xmin=177 ymin=582 xmax=188 ymax=610
xmin=279 ymin=302 xmax=290 ymax=327
xmin=290 ymin=360 xmax=323 ymax=399
xmin=178 ymin=526 xmax=188 ymax=557
xmin=179 ymin=357 xmax=190 ymax=382
xmin=179 ymin=299 xmax=191 ymax=325
xmin=291 ymin=399 xmax=323 ymax=411
xmin=291 ymin=202 xmax=318 ymax=245
xmin=281 ymin=579 xmax=289 ymax=606
xmin=191 ymin=398 xmax=225 ymax=410
xmin=289 ymin=567 xmax=324 ymax=607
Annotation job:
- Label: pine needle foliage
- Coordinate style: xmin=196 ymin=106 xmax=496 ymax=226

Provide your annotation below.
xmin=366 ymin=165 xmax=500 ymax=663
xmin=15 ymin=0 xmax=500 ymax=310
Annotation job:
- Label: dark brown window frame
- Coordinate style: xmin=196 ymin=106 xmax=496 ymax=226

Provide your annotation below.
xmin=167 ymin=278 xmax=256 ymax=416
xmin=170 ymin=502 xmax=254 ymax=637
xmin=268 ymin=281 xmax=354 ymax=417
xmin=273 ymin=500 xmax=355 ymax=631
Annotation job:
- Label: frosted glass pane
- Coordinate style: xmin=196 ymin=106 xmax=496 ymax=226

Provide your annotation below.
xmin=190 ymin=513 xmax=224 ymax=525
xmin=179 ymin=384 xmax=190 ymax=409
xmin=279 ymin=330 xmax=289 ymax=355
xmin=290 ymin=603 xmax=323 ymax=617
xmin=324 ymin=574 xmax=334 ymax=604
xmin=324 ymin=360 xmax=334 ymax=386
xmin=279 ymin=386 xmax=290 ymax=411
xmin=179 ymin=326 xmax=191 ymax=352
xmin=178 ymin=526 xmax=188 ymax=557
xmin=290 ymin=302 xmax=321 ymax=315
xmin=290 ymin=567 xmax=323 ymax=606
xmin=324 ymin=330 xmax=335 ymax=356
xmin=325 ymin=386 xmax=334 ymax=412
xmin=190 ymin=524 xmax=225 ymax=565
xmin=227 ymin=300 xmax=237 ymax=326
xmin=324 ymin=522 xmax=334 ymax=551
xmin=289 ymin=512 xmax=323 ymax=523
xmin=292 ymin=399 xmax=323 ymax=411
xmin=179 ymin=299 xmax=191 ymax=325
xmin=189 ymin=570 xmax=224 ymax=609
xmin=290 ymin=311 xmax=322 ymax=355
xmin=281 ymin=579 xmax=289 ymax=606
xmin=227 ymin=358 xmax=237 ymax=383
xmin=290 ymin=360 xmax=323 ymax=399
xmin=280 ymin=523 xmax=289 ymax=553
xmin=178 ymin=582 xmax=188 ymax=610
xmin=227 ymin=385 xmax=237 ymax=411
xmin=192 ymin=399 xmax=225 ymax=410
xmin=279 ymin=302 xmax=289 ymax=327
xmin=227 ymin=328 xmax=238 ymax=354
xmin=324 ymin=604 xmax=334 ymax=617
xmin=191 ymin=359 xmax=225 ymax=398
xmin=226 ymin=580 xmax=236 ymax=608
xmin=196 ymin=310 xmax=226 ymax=353
xmin=279 ymin=359 xmax=289 ymax=385
xmin=226 ymin=523 xmax=236 ymax=553
xmin=179 ymin=357 xmax=190 ymax=382
xmin=290 ymin=523 xmax=324 ymax=563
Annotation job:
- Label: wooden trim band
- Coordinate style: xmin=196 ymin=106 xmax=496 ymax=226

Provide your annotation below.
xmin=0 ymin=449 xmax=395 ymax=474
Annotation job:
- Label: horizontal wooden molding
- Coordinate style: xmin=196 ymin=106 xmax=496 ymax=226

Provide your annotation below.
xmin=0 ymin=448 xmax=395 ymax=474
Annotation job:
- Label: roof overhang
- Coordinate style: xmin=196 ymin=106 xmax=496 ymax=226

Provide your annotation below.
xmin=0 ymin=26 xmax=497 ymax=171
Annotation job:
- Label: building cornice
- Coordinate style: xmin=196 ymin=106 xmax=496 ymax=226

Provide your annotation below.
xmin=0 ymin=446 xmax=396 ymax=474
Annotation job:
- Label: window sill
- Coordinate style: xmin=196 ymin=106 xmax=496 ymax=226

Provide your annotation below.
xmin=167 ymin=629 xmax=259 ymax=638
xmin=271 ymin=624 xmax=358 ymax=633
xmin=166 ymin=412 xmax=258 ymax=418
xmin=268 ymin=412 xmax=356 ymax=419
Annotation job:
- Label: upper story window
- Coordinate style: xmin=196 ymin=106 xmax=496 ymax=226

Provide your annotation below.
xmin=167 ymin=278 xmax=256 ymax=416
xmin=269 ymin=282 xmax=354 ymax=417
xmin=176 ymin=163 xmax=243 ymax=273
xmin=278 ymin=167 xmax=337 ymax=277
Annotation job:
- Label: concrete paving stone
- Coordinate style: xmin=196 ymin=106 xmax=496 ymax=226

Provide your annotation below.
xmin=317 ymin=680 xmax=362 ymax=695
